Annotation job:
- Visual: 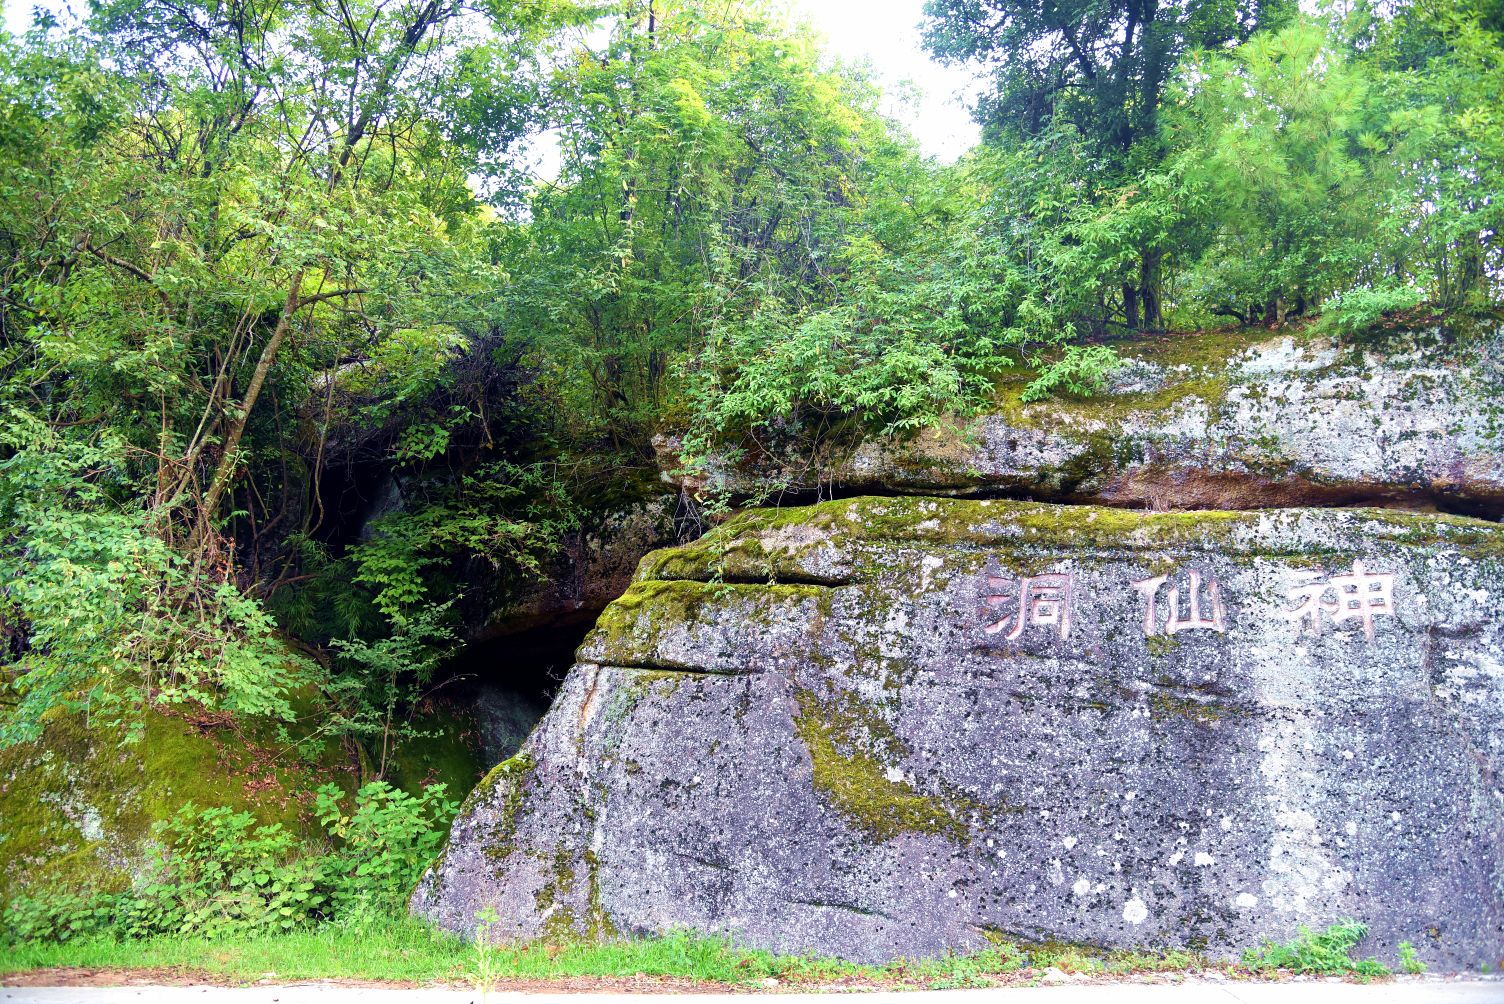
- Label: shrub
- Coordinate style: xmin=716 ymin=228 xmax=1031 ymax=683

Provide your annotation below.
xmin=1322 ymin=284 xmax=1425 ymax=337
xmin=1397 ymin=941 xmax=1426 ymax=975
xmin=4 ymin=890 xmax=124 ymax=944
xmin=1 ymin=780 xmax=455 ymax=944
xmin=316 ymin=781 xmax=456 ymax=919
xmin=1241 ymin=919 xmax=1389 ymax=979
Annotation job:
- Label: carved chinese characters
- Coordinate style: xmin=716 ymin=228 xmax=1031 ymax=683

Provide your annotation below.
xmin=1283 ymin=559 xmax=1396 ymax=640
xmin=978 ymin=560 xmax=1399 ymax=644
xmin=982 ymin=573 xmax=1074 ymax=640
xmin=1131 ymin=570 xmax=1227 ymax=636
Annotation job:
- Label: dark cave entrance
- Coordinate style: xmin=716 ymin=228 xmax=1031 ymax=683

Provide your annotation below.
xmin=436 ymin=621 xmax=593 ymax=770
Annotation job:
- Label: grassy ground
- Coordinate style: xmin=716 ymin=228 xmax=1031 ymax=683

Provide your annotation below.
xmin=0 ymin=917 xmax=1400 ymax=990
xmin=0 ymin=918 xmax=476 ymax=985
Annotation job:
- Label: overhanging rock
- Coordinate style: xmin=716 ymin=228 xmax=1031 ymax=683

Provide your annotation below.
xmin=657 ymin=325 xmax=1504 ymax=516
xmin=413 ymin=497 xmax=1504 ymax=968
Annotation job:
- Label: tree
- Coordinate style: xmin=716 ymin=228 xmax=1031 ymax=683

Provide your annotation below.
xmin=1168 ymin=18 xmax=1387 ymax=325
xmin=1372 ymin=0 xmax=1504 ymax=311
xmin=508 ymin=0 xmax=918 ymax=446
xmin=922 ymin=0 xmax=1295 ymax=329
xmin=81 ymin=0 xmax=557 ymax=544
xmin=0 ymin=1 xmax=564 ymax=737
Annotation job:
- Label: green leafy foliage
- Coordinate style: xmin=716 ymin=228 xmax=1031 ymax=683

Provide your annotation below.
xmin=0 ymin=0 xmax=566 ymax=738
xmin=1322 ymin=284 xmax=1427 ymax=337
xmin=350 ymin=463 xmax=576 ymax=621
xmin=919 ymin=3 xmax=1503 ymax=336
xmin=922 ymin=0 xmax=1297 ymax=159
xmin=0 ymin=427 xmax=308 ymax=745
xmin=1169 ymin=18 xmax=1393 ymax=323
xmin=3 ymin=780 xmax=455 ymax=943
xmin=314 ymin=781 xmax=457 ymax=919
xmin=1241 ymin=919 xmax=1390 ymax=979
xmin=325 ymin=603 xmax=460 ymax=780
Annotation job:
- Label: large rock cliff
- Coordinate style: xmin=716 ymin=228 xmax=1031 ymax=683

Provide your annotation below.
xmin=412 ymin=496 xmax=1504 ymax=969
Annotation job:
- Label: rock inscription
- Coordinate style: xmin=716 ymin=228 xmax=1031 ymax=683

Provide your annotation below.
xmin=1132 ymin=569 xmax=1227 ymax=636
xmin=981 ymin=572 xmax=1074 ymax=640
xmin=981 ymin=560 xmax=1400 ymax=643
xmin=1283 ymin=559 xmax=1397 ymax=640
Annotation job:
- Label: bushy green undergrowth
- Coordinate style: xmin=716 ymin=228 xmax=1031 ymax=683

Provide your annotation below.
xmin=1241 ymin=920 xmax=1400 ymax=980
xmin=3 ymin=781 xmax=452 ymax=944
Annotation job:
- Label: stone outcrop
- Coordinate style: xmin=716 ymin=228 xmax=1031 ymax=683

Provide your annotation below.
xmin=413 ymin=496 xmax=1504 ymax=969
xmin=658 ymin=325 xmax=1504 ymax=517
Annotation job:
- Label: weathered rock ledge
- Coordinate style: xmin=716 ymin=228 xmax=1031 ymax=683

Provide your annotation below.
xmin=658 ymin=325 xmax=1504 ymax=517
xmin=414 ymin=496 xmax=1504 ymax=969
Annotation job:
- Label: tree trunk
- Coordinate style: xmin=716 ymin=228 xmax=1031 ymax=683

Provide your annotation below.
xmin=1123 ymin=282 xmax=1140 ymax=330
xmin=1139 ymin=249 xmax=1162 ymax=331
xmin=1263 ymin=296 xmax=1287 ymax=328
xmin=1457 ymin=242 xmax=1485 ymax=311
xmin=192 ymin=270 xmax=304 ymax=547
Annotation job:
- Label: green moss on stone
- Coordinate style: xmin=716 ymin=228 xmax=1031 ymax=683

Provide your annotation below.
xmin=625 ymin=669 xmax=689 ymax=697
xmin=587 ymin=577 xmax=831 ymax=670
xmin=580 ymin=847 xmax=618 ymax=940
xmin=1341 ymin=509 xmax=1504 ymax=560
xmin=640 ymin=498 xmax=1504 ymax=585
xmin=0 ymin=699 xmax=358 ymax=904
xmin=1145 ymin=634 xmax=1180 ymax=658
xmin=791 ymin=688 xmax=970 ymax=845
xmin=475 ymin=752 xmax=537 ymax=866
xmin=588 ymin=579 xmax=710 ymax=644
xmin=1148 ymin=691 xmax=1234 ymax=725
xmin=383 ymin=697 xmax=486 ymax=804
xmin=984 ymin=328 xmax=1257 ymax=435
xmin=528 ymin=842 xmax=618 ymax=943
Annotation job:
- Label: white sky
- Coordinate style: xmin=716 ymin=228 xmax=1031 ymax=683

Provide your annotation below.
xmin=2 ymin=0 xmax=982 ymax=161
xmin=783 ymin=0 xmax=983 ymax=160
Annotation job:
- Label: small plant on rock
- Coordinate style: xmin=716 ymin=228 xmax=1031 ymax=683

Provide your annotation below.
xmin=1241 ymin=919 xmax=1389 ymax=980
xmin=1397 ymin=941 xmax=1426 ymax=975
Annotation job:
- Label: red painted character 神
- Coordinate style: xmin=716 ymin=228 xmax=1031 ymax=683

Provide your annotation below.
xmin=1283 ymin=559 xmax=1396 ymax=641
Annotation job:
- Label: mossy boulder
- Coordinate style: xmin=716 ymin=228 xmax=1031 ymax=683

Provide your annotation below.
xmin=413 ymin=496 xmax=1504 ymax=969
xmin=658 ymin=322 xmax=1504 ymax=517
xmin=383 ymin=696 xmax=489 ymax=804
xmin=0 ymin=702 xmax=361 ymax=904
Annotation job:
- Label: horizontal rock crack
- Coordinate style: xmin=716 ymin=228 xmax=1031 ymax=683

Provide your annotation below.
xmin=609 ymin=662 xmax=762 ymax=677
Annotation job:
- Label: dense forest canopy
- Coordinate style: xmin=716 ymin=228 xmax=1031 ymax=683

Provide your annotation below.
xmin=0 ymin=0 xmax=1500 ymax=751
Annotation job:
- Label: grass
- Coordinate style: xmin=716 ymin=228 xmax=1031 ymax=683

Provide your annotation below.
xmin=0 ymin=921 xmax=873 ymax=987
xmin=0 ymin=917 xmax=477 ymax=984
xmin=0 ymin=916 xmax=1408 ymax=989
